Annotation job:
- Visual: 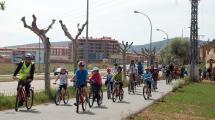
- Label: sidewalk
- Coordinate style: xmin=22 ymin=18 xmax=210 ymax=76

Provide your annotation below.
xmin=0 ymin=80 xmax=173 ymax=120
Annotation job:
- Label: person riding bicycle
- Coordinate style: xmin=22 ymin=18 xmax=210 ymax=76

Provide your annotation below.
xmin=71 ymin=61 xmax=88 ymax=106
xmin=112 ymin=63 xmax=118 ymax=75
xmin=53 ymin=67 xmax=68 ymax=92
xmin=150 ymin=65 xmax=159 ymax=89
xmin=13 ymin=53 xmax=35 ymax=106
xmin=105 ymin=68 xmax=113 ymax=92
xmin=128 ymin=60 xmax=137 ymax=87
xmin=137 ymin=61 xmax=144 ymax=75
xmin=112 ymin=66 xmax=123 ymax=91
xmin=144 ymin=68 xmax=153 ymax=96
xmin=89 ymin=67 xmax=102 ymax=99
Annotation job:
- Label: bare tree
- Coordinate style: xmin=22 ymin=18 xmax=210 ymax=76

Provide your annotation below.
xmin=21 ymin=14 xmax=55 ymax=96
xmin=119 ymin=41 xmax=133 ymax=81
xmin=0 ymin=1 xmax=5 ymax=11
xmin=133 ymin=47 xmax=156 ymax=66
xmin=59 ymin=20 xmax=87 ymax=72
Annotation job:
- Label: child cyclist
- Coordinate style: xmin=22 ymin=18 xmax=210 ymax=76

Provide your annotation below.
xmin=104 ymin=68 xmax=113 ymax=99
xmin=53 ymin=67 xmax=68 ymax=93
xmin=105 ymin=68 xmax=113 ymax=91
xmin=71 ymin=61 xmax=88 ymax=106
xmin=112 ymin=66 xmax=123 ymax=91
xmin=89 ymin=67 xmax=102 ymax=99
xmin=144 ymin=68 xmax=154 ymax=96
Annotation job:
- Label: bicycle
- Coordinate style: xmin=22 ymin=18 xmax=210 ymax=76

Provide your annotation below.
xmin=75 ymin=86 xmax=88 ymax=113
xmin=106 ymin=81 xmax=112 ymax=99
xmin=128 ymin=80 xmax=135 ymax=95
xmin=15 ymin=79 xmax=34 ymax=112
xmin=88 ymin=81 xmax=103 ymax=107
xmin=112 ymin=81 xmax=124 ymax=102
xmin=53 ymin=83 xmax=69 ymax=105
xmin=143 ymin=80 xmax=151 ymax=100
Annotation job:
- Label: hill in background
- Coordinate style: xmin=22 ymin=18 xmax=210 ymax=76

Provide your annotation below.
xmin=6 ymin=39 xmax=207 ymax=53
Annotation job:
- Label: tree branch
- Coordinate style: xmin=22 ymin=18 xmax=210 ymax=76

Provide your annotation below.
xmin=75 ymin=21 xmax=87 ymax=40
xmin=21 ymin=17 xmax=32 ymax=30
xmin=0 ymin=1 xmax=5 ymax=11
xmin=44 ymin=19 xmax=56 ymax=33
xmin=59 ymin=20 xmax=74 ymax=40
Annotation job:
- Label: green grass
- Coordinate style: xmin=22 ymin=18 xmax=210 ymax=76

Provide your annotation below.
xmin=129 ymin=82 xmax=215 ymax=120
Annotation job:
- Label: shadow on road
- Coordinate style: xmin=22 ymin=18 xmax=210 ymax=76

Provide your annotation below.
xmin=19 ymin=109 xmax=40 ymax=114
xmin=93 ymin=105 xmax=108 ymax=109
xmin=117 ymin=101 xmax=130 ymax=104
xmin=78 ymin=110 xmax=96 ymax=115
xmin=59 ymin=104 xmax=73 ymax=107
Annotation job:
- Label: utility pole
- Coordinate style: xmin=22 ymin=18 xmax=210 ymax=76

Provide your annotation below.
xmin=86 ymin=0 xmax=89 ymax=65
xmin=190 ymin=0 xmax=200 ymax=82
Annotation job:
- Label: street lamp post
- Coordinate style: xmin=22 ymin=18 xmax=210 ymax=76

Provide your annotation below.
xmin=134 ymin=10 xmax=153 ymax=66
xmin=86 ymin=0 xmax=89 ymax=66
xmin=156 ymin=29 xmax=169 ymax=43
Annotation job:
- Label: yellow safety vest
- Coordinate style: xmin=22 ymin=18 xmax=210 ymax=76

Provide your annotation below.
xmin=19 ymin=62 xmax=32 ymax=80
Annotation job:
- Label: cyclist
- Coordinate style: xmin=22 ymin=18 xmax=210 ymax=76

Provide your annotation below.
xmin=71 ymin=61 xmax=88 ymax=106
xmin=105 ymin=68 xmax=113 ymax=92
xmin=150 ymin=65 xmax=158 ymax=89
xmin=13 ymin=53 xmax=35 ymax=106
xmin=137 ymin=62 xmax=144 ymax=75
xmin=89 ymin=67 xmax=102 ymax=99
xmin=112 ymin=66 xmax=123 ymax=91
xmin=53 ymin=67 xmax=68 ymax=93
xmin=112 ymin=63 xmax=118 ymax=75
xmin=128 ymin=60 xmax=137 ymax=89
xmin=144 ymin=68 xmax=153 ymax=97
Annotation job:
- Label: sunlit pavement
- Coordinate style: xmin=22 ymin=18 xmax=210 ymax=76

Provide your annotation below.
xmin=0 ymin=80 xmax=173 ymax=120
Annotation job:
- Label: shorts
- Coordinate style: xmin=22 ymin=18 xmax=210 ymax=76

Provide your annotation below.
xmin=59 ymin=84 xmax=67 ymax=91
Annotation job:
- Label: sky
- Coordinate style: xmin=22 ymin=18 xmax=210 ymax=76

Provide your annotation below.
xmin=0 ymin=0 xmax=214 ymax=47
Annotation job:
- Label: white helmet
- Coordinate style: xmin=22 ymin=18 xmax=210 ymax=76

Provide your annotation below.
xmin=92 ymin=67 xmax=99 ymax=72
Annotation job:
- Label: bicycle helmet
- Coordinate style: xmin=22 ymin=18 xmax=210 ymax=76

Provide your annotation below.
xmin=78 ymin=61 xmax=85 ymax=66
xmin=107 ymin=68 xmax=111 ymax=72
xmin=24 ymin=53 xmax=34 ymax=60
xmin=92 ymin=67 xmax=99 ymax=72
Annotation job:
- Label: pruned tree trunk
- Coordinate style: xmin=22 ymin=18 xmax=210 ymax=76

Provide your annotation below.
xmin=21 ymin=15 xmax=55 ymax=97
xmin=119 ymin=41 xmax=133 ymax=81
xmin=59 ymin=20 xmax=87 ymax=73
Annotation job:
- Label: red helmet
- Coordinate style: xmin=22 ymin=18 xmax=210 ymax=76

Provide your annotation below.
xmin=107 ymin=68 xmax=111 ymax=72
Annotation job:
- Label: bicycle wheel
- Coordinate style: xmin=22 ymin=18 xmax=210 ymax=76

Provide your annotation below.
xmin=132 ymin=81 xmax=135 ymax=94
xmin=143 ymin=86 xmax=148 ymax=100
xmin=119 ymin=89 xmax=124 ymax=101
xmin=97 ymin=89 xmax=103 ymax=106
xmin=107 ymin=84 xmax=111 ymax=99
xmin=63 ymin=90 xmax=69 ymax=104
xmin=76 ymin=89 xmax=80 ymax=113
xmin=15 ymin=91 xmax=21 ymax=112
xmin=81 ymin=94 xmax=88 ymax=112
xmin=112 ymin=89 xmax=117 ymax=102
xmin=88 ymin=91 xmax=94 ymax=108
xmin=54 ymin=89 xmax=61 ymax=105
xmin=26 ymin=89 xmax=34 ymax=109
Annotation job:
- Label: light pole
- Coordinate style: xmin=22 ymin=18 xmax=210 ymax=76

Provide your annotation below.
xmin=86 ymin=0 xmax=89 ymax=66
xmin=156 ymin=29 xmax=169 ymax=43
xmin=134 ymin=10 xmax=153 ymax=66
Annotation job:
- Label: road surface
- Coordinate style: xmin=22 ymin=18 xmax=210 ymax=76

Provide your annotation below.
xmin=0 ymin=80 xmax=173 ymax=120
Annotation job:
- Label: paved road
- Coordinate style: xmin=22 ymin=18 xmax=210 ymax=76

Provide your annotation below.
xmin=0 ymin=80 xmax=173 ymax=120
xmin=0 ymin=78 xmax=107 ymax=96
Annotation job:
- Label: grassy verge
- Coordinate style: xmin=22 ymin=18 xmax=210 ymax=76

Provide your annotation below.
xmin=127 ymin=82 xmax=215 ymax=120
